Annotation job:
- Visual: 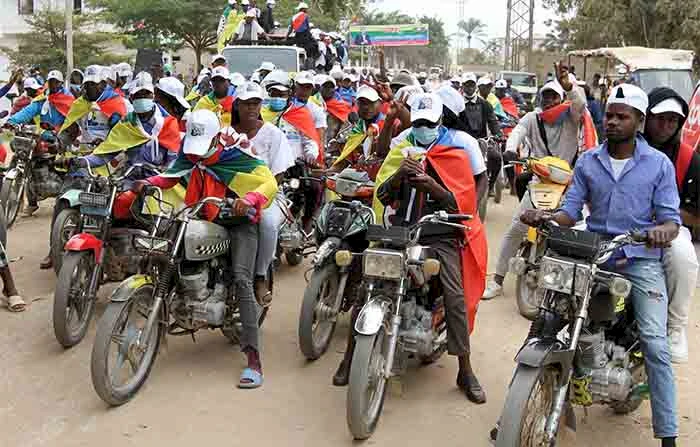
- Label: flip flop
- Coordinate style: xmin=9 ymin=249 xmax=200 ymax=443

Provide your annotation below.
xmin=238 ymin=367 xmax=263 ymax=389
xmin=6 ymin=295 xmax=26 ymax=312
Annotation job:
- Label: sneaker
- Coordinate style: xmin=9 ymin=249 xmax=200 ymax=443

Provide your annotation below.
xmin=668 ymin=326 xmax=689 ymax=364
xmin=21 ymin=205 xmax=39 ymax=217
xmin=481 ymin=279 xmax=503 ymax=300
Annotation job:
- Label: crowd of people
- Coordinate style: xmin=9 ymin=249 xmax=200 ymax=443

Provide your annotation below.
xmin=1 ymin=21 xmax=698 ymax=444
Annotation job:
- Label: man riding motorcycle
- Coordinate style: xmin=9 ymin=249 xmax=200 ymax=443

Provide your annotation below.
xmin=311 ymin=75 xmax=351 ymax=146
xmin=194 ymin=66 xmax=236 ymax=127
xmin=517 ymin=84 xmax=680 ymax=447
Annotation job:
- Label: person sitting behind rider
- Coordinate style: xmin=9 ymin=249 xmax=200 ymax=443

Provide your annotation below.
xmin=10 ymin=77 xmax=41 ymax=116
xmin=135 ymin=109 xmax=277 ymax=390
xmin=194 ymin=66 xmax=236 ymax=127
xmin=154 ymin=76 xmax=191 ymax=131
xmin=293 ymin=72 xmax=327 ymax=147
xmin=333 ymin=93 xmax=489 ymax=407
xmin=519 ymin=84 xmax=680 ymax=447
xmin=460 ymin=73 xmax=502 ymax=140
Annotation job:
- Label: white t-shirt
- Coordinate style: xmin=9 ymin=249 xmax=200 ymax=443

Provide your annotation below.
xmin=609 ymin=157 xmax=630 ymax=180
xmin=390 ymin=128 xmax=487 ymax=176
xmin=236 ymin=20 xmax=265 ymax=41
xmin=251 ymin=122 xmax=296 ymax=176
xmin=305 ymin=101 xmax=328 ymax=129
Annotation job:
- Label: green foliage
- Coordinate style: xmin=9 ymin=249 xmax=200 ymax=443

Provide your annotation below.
xmin=0 ymin=9 xmax=121 ymax=72
xmin=273 ymin=0 xmax=363 ymax=31
xmin=457 ymin=18 xmax=487 ymax=49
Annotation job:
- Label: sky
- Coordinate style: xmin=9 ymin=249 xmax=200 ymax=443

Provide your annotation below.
xmin=369 ymin=0 xmax=558 ymax=45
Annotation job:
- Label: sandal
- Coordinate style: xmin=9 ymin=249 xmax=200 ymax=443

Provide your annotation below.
xmin=6 ymin=295 xmax=26 ymax=312
xmin=254 ymin=277 xmax=272 ymax=307
xmin=238 ymin=367 xmax=263 ymax=389
xmin=457 ymin=374 xmax=487 ymax=404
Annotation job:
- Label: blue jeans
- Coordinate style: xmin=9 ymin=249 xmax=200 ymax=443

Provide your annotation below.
xmin=615 ymin=259 xmax=677 ymax=438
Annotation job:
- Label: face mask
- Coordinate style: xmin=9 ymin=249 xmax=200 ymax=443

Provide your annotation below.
xmin=133 ymin=98 xmax=155 ymax=114
xmin=413 ymin=126 xmax=440 ymax=146
xmin=268 ymin=97 xmax=287 ymax=112
xmin=70 ymin=83 xmax=81 ymax=91
xmin=293 ymin=97 xmax=307 ymax=106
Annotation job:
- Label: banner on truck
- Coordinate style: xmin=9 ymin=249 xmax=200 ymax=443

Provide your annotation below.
xmin=349 ymin=24 xmax=429 ymax=47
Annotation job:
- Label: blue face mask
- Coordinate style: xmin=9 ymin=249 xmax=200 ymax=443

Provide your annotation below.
xmin=133 ymin=98 xmax=155 ymax=114
xmin=268 ymin=97 xmax=287 ymax=112
xmin=70 ymin=83 xmax=81 ymax=92
xmin=413 ymin=126 xmax=440 ymax=146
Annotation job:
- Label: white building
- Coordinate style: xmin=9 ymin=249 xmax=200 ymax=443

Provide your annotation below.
xmin=1 ymin=0 xmax=86 ymax=48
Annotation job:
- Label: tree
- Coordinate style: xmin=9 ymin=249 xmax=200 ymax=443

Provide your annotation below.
xmin=457 ymin=18 xmax=487 ymax=49
xmin=273 ymin=0 xmax=364 ymax=31
xmin=92 ymin=0 xmax=222 ymax=69
xmin=0 ymin=9 xmax=120 ymax=72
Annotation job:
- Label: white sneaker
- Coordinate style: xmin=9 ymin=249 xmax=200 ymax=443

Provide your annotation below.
xmin=482 ymin=279 xmax=503 ymax=300
xmin=668 ymin=326 xmax=689 ymax=364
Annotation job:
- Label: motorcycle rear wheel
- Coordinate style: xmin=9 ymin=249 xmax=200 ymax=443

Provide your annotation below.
xmin=496 ymin=365 xmax=560 ymax=447
xmin=347 ymin=329 xmax=388 ymax=440
xmin=91 ymin=283 xmax=162 ymax=406
xmin=53 ymin=251 xmax=96 ymax=348
xmin=298 ymin=264 xmax=340 ymax=360
xmin=0 ymin=176 xmax=24 ymax=228
xmin=285 ymin=250 xmax=304 ymax=266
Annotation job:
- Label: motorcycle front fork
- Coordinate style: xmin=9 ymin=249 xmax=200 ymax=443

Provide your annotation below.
xmin=382 ymin=277 xmax=407 ymax=379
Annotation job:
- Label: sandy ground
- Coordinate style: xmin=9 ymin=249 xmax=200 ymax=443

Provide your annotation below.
xmin=1 ymin=194 xmax=699 ymax=447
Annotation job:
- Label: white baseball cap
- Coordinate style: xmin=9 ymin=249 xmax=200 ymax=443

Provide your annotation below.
xmin=342 ymin=73 xmax=356 ymax=82
xmin=116 ymin=62 xmax=133 ymax=78
xmin=294 ymin=71 xmax=314 ymax=86
xmin=476 ymin=76 xmax=493 ymax=87
xmin=259 ymin=61 xmax=276 ymax=72
xmin=156 ymin=76 xmax=190 ymax=110
xmin=461 ymin=72 xmax=477 ymax=84
xmin=540 ymin=81 xmax=564 ymax=98
xmin=130 ymin=74 xmax=155 ymax=95
xmin=212 ymin=54 xmax=227 ymax=65
xmin=211 ymin=66 xmax=230 ymax=81
xmin=263 ymin=70 xmax=290 ymax=91
xmin=245 ymin=9 xmax=257 ymax=18
xmin=395 ymin=85 xmax=425 ymax=105
xmin=237 ymin=81 xmax=264 ymax=101
xmin=23 ymin=78 xmax=41 ymax=90
xmin=183 ymin=110 xmax=221 ymax=156
xmin=83 ymin=65 xmax=104 ymax=84
xmin=241 ymin=0 xmax=249 ymax=4
xmin=230 ymin=72 xmax=246 ymax=87
xmin=495 ymin=79 xmax=508 ymax=89
xmin=436 ymin=84 xmax=465 ymax=115
xmin=410 ymin=93 xmax=443 ymax=123
xmin=330 ymin=69 xmax=344 ymax=81
xmin=607 ymin=84 xmax=649 ymax=116
xmin=297 ymin=2 xmax=309 ymax=10
xmin=47 ymin=70 xmax=64 ymax=82
xmin=650 ymin=98 xmax=686 ymax=117
xmin=103 ymin=66 xmax=117 ymax=82
xmin=356 ymin=85 xmax=380 ymax=102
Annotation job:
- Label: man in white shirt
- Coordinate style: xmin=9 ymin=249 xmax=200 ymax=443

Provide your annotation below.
xmin=235 ymin=9 xmax=269 ymax=42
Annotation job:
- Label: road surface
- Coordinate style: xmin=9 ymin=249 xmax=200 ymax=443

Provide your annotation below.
xmin=1 ymin=194 xmax=699 ymax=446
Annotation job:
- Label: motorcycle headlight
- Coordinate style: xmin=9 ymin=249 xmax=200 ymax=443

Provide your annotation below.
xmin=538 ymin=256 xmax=591 ymax=296
xmin=363 ymin=249 xmax=404 ymax=280
xmin=289 ymin=178 xmax=301 ymax=190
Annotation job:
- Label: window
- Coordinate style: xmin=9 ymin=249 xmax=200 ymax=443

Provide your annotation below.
xmin=18 ymin=0 xmax=34 ymax=15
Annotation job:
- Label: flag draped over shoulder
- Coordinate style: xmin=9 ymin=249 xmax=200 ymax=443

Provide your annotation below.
xmin=194 ymin=93 xmax=235 ymax=127
xmin=217 ymin=6 xmax=245 ymax=52
xmin=33 ymin=89 xmax=75 ymax=118
xmin=59 ymin=91 xmax=127 ymax=134
xmin=261 ymin=105 xmax=323 ymax=163
xmin=93 ymin=109 xmax=182 ymax=156
xmin=539 ymin=101 xmax=598 ymax=150
xmin=372 ymin=131 xmax=488 ymax=333
xmin=333 ymin=114 xmax=385 ymax=167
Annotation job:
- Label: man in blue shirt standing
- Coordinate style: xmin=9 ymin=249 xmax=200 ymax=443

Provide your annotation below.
xmin=522 ymin=84 xmax=680 ymax=447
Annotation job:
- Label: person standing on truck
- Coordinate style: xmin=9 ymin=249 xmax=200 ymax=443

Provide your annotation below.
xmin=234 ymin=9 xmax=269 ymax=42
xmin=286 ymin=2 xmax=318 ymax=63
xmin=260 ymin=0 xmax=275 ymax=33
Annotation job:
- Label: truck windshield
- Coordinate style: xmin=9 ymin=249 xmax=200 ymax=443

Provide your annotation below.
xmin=221 ymin=47 xmax=300 ymax=77
xmin=635 ymin=70 xmax=695 ymax=101
xmin=503 ymin=73 xmax=537 ymax=88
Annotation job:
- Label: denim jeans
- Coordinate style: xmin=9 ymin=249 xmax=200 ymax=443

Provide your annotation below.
xmin=255 ymin=193 xmax=286 ymax=277
xmin=229 ymin=222 xmax=260 ymax=352
xmin=614 ymin=258 xmax=677 ymax=438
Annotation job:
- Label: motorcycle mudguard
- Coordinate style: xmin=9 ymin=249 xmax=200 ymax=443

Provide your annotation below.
xmin=4 ymin=168 xmax=18 ymax=180
xmin=355 ymin=297 xmax=391 ymax=336
xmin=110 ymin=274 xmax=154 ymax=302
xmin=64 ymin=233 xmax=104 ymax=263
xmin=58 ymin=188 xmax=83 ymax=208
xmin=515 ymin=338 xmax=575 ymax=385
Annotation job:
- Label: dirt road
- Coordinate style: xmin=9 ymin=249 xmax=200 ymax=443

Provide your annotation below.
xmin=1 ymin=195 xmax=699 ymax=447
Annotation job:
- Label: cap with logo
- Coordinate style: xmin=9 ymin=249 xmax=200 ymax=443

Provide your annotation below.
xmin=237 ymin=82 xmax=264 ymax=101
xmin=130 ymin=74 xmax=155 ymax=95
xmin=23 ymin=78 xmax=41 ymax=90
xmin=83 ymin=65 xmax=104 ymax=84
xmin=103 ymin=66 xmax=117 ymax=82
xmin=410 ymin=93 xmax=443 ymax=123
xmin=211 ymin=66 xmax=231 ymax=81
xmin=650 ymin=98 xmax=686 ymax=117
xmin=495 ymin=79 xmax=508 ymax=89
xmin=461 ymin=72 xmax=477 ymax=84
xmin=47 ymin=70 xmax=64 ymax=82
xmin=183 ymin=110 xmax=221 ymax=156
xmin=263 ymin=70 xmax=291 ymax=91
xmin=356 ymin=85 xmax=380 ymax=102
xmin=607 ymin=84 xmax=649 ymax=116
xmin=116 ymin=62 xmax=133 ymax=78
xmin=435 ymin=85 xmax=465 ymax=115
xmin=156 ymin=76 xmax=191 ymax=109
xmin=294 ymin=71 xmax=314 ymax=86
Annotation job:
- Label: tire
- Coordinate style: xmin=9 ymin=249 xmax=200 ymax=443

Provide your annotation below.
xmin=496 ymin=365 xmax=560 ymax=447
xmin=53 ymin=251 xmax=96 ymax=348
xmin=91 ymin=283 xmax=162 ymax=406
xmin=0 ymin=202 xmax=8 ymax=248
xmin=516 ymin=273 xmax=541 ymax=321
xmin=0 ymin=176 xmax=24 ymax=228
xmin=347 ymin=329 xmax=388 ymax=440
xmin=494 ymin=174 xmax=504 ymax=204
xmin=285 ymin=250 xmax=304 ymax=266
xmin=298 ymin=264 xmax=340 ymax=360
xmin=50 ymin=208 xmax=80 ymax=276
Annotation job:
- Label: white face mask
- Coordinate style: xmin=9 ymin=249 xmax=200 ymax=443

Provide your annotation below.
xmin=413 ymin=126 xmax=440 ymax=146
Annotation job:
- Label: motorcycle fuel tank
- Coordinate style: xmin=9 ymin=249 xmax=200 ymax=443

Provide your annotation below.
xmin=184 ymin=219 xmax=231 ymax=261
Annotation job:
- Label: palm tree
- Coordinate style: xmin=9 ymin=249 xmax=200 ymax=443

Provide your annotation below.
xmin=458 ymin=18 xmax=487 ymax=49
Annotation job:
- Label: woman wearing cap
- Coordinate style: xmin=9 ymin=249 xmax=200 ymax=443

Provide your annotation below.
xmin=232 ymin=82 xmax=295 ymax=304
xmin=136 ymin=109 xmax=277 ymax=389
xmin=68 ymin=69 xmax=84 ymax=98
xmin=155 ymin=76 xmax=191 ymax=131
xmin=9 ymin=77 xmax=41 ymax=116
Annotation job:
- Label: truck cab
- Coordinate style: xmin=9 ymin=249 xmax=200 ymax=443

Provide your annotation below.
xmin=222 ymin=44 xmax=306 ymax=78
xmin=498 ymin=71 xmax=538 ymax=107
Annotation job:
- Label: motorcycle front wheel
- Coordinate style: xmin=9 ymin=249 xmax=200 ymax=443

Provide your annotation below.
xmin=298 ymin=264 xmax=340 ymax=360
xmin=496 ymin=365 xmax=560 ymax=447
xmin=50 ymin=208 xmax=81 ymax=275
xmin=91 ymin=283 xmax=162 ymax=406
xmin=53 ymin=251 xmax=96 ymax=348
xmin=0 ymin=176 xmax=24 ymax=228
xmin=347 ymin=328 xmax=388 ymax=440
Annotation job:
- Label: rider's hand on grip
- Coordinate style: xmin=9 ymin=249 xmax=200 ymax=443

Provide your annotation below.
xmin=520 ymin=209 xmax=552 ymax=227
xmin=132 ymin=180 xmax=149 ymax=194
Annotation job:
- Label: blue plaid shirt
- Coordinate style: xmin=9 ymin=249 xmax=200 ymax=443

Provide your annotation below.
xmin=560 ymin=136 xmax=681 ymax=259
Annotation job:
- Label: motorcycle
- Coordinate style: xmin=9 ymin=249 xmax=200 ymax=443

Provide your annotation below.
xmin=0 ymin=124 xmax=63 ymax=227
xmin=53 ymin=161 xmax=164 ymax=348
xmin=345 ymin=211 xmax=471 ymax=440
xmin=477 ymin=135 xmax=501 ymax=221
xmin=508 ymin=156 xmax=573 ymax=320
xmin=297 ymin=168 xmax=374 ymax=361
xmin=496 ymin=223 xmax=649 ymax=446
xmin=90 ymin=195 xmax=271 ymax=406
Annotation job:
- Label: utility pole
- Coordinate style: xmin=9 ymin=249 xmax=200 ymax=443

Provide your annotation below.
xmin=65 ymin=0 xmax=74 ymax=73
xmin=504 ymin=0 xmax=535 ymax=72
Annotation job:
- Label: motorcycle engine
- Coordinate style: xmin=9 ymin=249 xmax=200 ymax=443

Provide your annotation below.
xmin=278 ymin=220 xmax=304 ymax=250
xmin=398 ymin=300 xmax=435 ymax=358
xmin=573 ymin=329 xmax=634 ymax=404
xmin=174 ymin=262 xmax=227 ymax=329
